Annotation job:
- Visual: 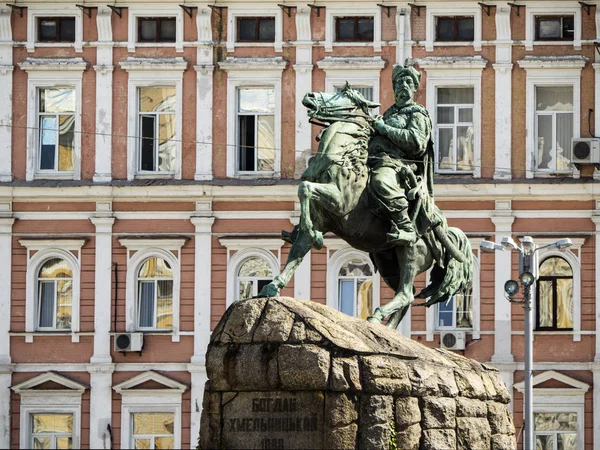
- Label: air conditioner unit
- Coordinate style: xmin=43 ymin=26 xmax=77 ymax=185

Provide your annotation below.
xmin=440 ymin=331 xmax=466 ymax=351
xmin=114 ymin=333 xmax=144 ymax=352
xmin=571 ymin=138 xmax=600 ymax=166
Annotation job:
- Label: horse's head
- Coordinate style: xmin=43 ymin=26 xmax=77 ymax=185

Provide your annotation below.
xmin=302 ymin=83 xmax=380 ymax=124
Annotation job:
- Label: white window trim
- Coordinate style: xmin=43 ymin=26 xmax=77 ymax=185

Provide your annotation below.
xmin=219 ymin=57 xmax=286 ymax=179
xmin=26 ymin=5 xmax=83 ymax=53
xmin=325 ymin=7 xmax=382 ymax=53
xmin=119 ymin=239 xmax=185 ymax=342
xmin=515 ymin=370 xmax=589 ymax=450
xmin=325 ymin=240 xmax=381 ymax=316
xmin=127 ymin=6 xmax=184 ymax=53
xmin=420 ymin=56 xmax=486 ymax=178
xmin=525 ymin=4 xmax=582 ymax=51
xmin=426 ymin=240 xmax=480 ymax=341
xmin=226 ymin=6 xmax=283 ymax=53
xmin=424 ymin=4 xmax=482 ymax=52
xmin=518 ymin=57 xmax=585 ymax=179
xmin=220 ymin=238 xmax=282 ymax=307
xmin=114 ymin=371 xmax=186 ymax=450
xmin=532 ymin=237 xmax=584 ymax=342
xmin=120 ymin=57 xmax=187 ymax=181
xmin=19 ymin=58 xmax=86 ymax=182
xmin=12 ymin=372 xmax=86 ymax=450
xmin=20 ymin=240 xmax=84 ymax=343
xmin=317 ymin=56 xmax=385 ymax=115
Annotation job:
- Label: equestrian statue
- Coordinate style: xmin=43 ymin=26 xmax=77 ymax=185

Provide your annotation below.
xmin=258 ymin=61 xmax=473 ymax=329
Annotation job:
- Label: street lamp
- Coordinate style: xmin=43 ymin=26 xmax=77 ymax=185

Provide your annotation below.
xmin=480 ymin=235 xmax=572 ymax=450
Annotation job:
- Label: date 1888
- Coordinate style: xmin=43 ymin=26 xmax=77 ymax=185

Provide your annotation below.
xmin=261 ymin=438 xmax=285 ymax=449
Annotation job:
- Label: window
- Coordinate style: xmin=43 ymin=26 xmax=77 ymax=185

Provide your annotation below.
xmin=335 ymin=17 xmax=374 ymax=42
xmin=31 ymin=414 xmax=73 ymax=449
xmin=236 ymin=87 xmax=275 ymax=173
xmin=536 ymin=256 xmax=573 ymax=330
xmin=535 ymin=412 xmax=577 ymax=450
xmin=137 ymin=257 xmax=173 ymax=330
xmin=138 ymin=17 xmax=176 ymax=43
xmin=236 ymin=257 xmax=273 ymax=300
xmin=535 ymin=86 xmax=573 ymax=173
xmin=137 ymin=86 xmax=177 ymax=174
xmin=132 ymin=412 xmax=174 ymax=449
xmin=37 ymin=88 xmax=75 ymax=174
xmin=237 ymin=17 xmax=275 ymax=42
xmin=437 ymin=291 xmax=473 ymax=330
xmin=436 ymin=87 xmax=474 ymax=173
xmin=337 ymin=257 xmax=373 ymax=320
xmin=435 ymin=16 xmax=474 ymax=41
xmin=37 ymin=17 xmax=75 ymax=42
xmin=335 ymin=85 xmax=374 ymax=102
xmin=535 ymin=16 xmax=574 ymax=41
xmin=37 ymin=258 xmax=73 ymax=331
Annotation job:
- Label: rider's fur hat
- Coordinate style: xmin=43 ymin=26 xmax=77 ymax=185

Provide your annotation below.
xmin=392 ymin=59 xmax=421 ymax=88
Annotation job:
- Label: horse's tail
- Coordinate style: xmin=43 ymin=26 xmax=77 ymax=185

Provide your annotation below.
xmin=416 ymin=227 xmax=473 ymax=306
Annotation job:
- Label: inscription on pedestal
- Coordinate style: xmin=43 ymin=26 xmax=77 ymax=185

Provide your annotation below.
xmin=222 ymin=391 xmax=324 ymax=449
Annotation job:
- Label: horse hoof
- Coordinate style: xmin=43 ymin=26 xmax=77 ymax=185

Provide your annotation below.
xmin=312 ymin=231 xmax=324 ymax=250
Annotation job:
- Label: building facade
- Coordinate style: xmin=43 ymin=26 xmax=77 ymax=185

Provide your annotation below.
xmin=0 ymin=0 xmax=598 ymax=448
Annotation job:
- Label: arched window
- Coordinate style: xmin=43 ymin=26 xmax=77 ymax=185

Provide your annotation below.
xmin=537 ymin=256 xmax=573 ymax=330
xmin=337 ymin=257 xmax=373 ymax=320
xmin=236 ymin=257 xmax=273 ymax=300
xmin=137 ymin=257 xmax=173 ymax=330
xmin=437 ymin=289 xmax=474 ymax=330
xmin=37 ymin=258 xmax=73 ymax=330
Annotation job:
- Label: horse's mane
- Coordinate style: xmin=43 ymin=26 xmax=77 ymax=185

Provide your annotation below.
xmin=340 ymin=85 xmax=378 ymax=115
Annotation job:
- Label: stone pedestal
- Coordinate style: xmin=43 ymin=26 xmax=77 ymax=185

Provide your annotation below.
xmin=199 ymin=297 xmax=516 ymax=450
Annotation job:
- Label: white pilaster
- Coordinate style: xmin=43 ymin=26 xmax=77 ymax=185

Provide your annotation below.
xmin=594 ymin=368 xmax=600 ymax=448
xmin=0 ymin=9 xmax=12 ymax=182
xmin=396 ymin=4 xmax=412 ymax=64
xmin=491 ymin=207 xmax=515 ymax=364
xmin=88 ymin=364 xmax=114 ymax=450
xmin=293 ymin=5 xmax=313 ymax=178
xmin=293 ymin=252 xmax=311 ymax=300
xmin=594 ymin=65 xmax=600 ymax=180
xmin=90 ymin=216 xmax=115 ymax=363
xmin=0 ymin=217 xmax=13 ymax=449
xmin=593 ymin=214 xmax=600 ymax=361
xmin=0 ymin=368 xmax=11 ymax=449
xmin=189 ymin=213 xmax=214 ymax=448
xmin=93 ymin=7 xmax=114 ymax=182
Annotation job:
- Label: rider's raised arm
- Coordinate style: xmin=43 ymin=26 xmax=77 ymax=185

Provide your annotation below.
xmin=379 ymin=111 xmax=431 ymax=159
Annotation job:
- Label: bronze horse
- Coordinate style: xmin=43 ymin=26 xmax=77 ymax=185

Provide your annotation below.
xmin=258 ymin=86 xmax=473 ymax=328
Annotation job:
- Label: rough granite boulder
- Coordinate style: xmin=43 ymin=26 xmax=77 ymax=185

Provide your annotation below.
xmin=199 ymin=297 xmax=516 ymax=450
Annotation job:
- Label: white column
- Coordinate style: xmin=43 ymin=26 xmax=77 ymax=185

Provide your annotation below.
xmin=293 ymin=252 xmax=311 ymax=300
xmin=396 ymin=4 xmax=412 ymax=65
xmin=90 ymin=217 xmax=115 ymax=363
xmin=0 ymin=218 xmax=14 ymax=450
xmin=594 ymin=368 xmax=600 ymax=448
xmin=0 ymin=10 xmax=12 ymax=182
xmin=491 ymin=213 xmax=515 ymax=364
xmin=593 ymin=65 xmax=600 ymax=180
xmin=194 ymin=7 xmax=213 ymax=181
xmin=88 ymin=365 xmax=114 ymax=450
xmin=189 ymin=215 xmax=214 ymax=447
xmin=593 ymin=214 xmax=600 ymax=361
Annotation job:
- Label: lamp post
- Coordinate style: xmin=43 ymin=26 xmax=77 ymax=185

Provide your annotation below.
xmin=480 ymin=236 xmax=572 ymax=450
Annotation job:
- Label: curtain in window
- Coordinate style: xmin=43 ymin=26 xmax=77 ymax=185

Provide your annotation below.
xmin=38 ymin=281 xmax=55 ymax=328
xmin=139 ymin=282 xmax=155 ymax=328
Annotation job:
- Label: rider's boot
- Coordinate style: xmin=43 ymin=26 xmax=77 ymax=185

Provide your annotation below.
xmin=387 ymin=207 xmax=417 ymax=245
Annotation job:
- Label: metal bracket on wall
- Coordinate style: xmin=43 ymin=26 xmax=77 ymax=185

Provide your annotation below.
xmin=208 ymin=4 xmax=226 ymax=18
xmin=277 ymin=4 xmax=296 ymax=17
xmin=308 ymin=4 xmax=325 ymax=17
xmin=106 ymin=5 xmax=126 ymax=18
xmin=407 ymin=3 xmax=424 ymax=17
xmin=377 ymin=4 xmax=396 ymax=18
xmin=179 ymin=5 xmax=197 ymax=18
xmin=507 ymin=2 xmax=522 ymax=16
xmin=578 ymin=1 xmax=594 ymax=15
xmin=6 ymin=4 xmax=25 ymax=17
xmin=594 ymin=41 xmax=600 ymax=56
xmin=76 ymin=4 xmax=97 ymax=18
xmin=478 ymin=2 xmax=495 ymax=16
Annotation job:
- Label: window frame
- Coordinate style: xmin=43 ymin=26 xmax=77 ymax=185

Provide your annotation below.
xmin=136 ymin=257 xmax=175 ymax=332
xmin=226 ymin=7 xmax=283 ymax=52
xmin=424 ymin=5 xmax=482 ymax=52
xmin=435 ymin=291 xmax=475 ymax=331
xmin=525 ymin=6 xmax=582 ymax=50
xmin=26 ymin=7 xmax=83 ymax=52
xmin=333 ymin=250 xmax=376 ymax=320
xmin=434 ymin=16 xmax=475 ymax=42
xmin=30 ymin=413 xmax=74 ymax=449
xmin=235 ymin=256 xmax=274 ymax=301
xmin=137 ymin=16 xmax=177 ymax=43
xmin=535 ymin=256 xmax=574 ymax=331
xmin=334 ymin=16 xmax=375 ymax=43
xmin=236 ymin=16 xmax=276 ymax=42
xmin=535 ymin=15 xmax=575 ymax=41
xmin=325 ymin=7 xmax=382 ymax=52
xmin=37 ymin=16 xmax=76 ymax=43
xmin=131 ymin=412 xmax=175 ymax=449
xmin=36 ymin=258 xmax=74 ymax=332
xmin=127 ymin=7 xmax=184 ymax=52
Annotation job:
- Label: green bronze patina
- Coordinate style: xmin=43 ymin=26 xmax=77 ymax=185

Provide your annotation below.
xmin=258 ymin=61 xmax=473 ymax=328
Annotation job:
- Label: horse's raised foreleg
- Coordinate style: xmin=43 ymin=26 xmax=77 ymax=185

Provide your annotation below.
xmin=257 ymin=227 xmax=312 ymax=298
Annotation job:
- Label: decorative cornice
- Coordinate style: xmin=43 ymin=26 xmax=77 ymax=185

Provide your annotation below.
xmin=18 ymin=58 xmax=88 ymax=72
xmin=218 ymin=57 xmax=287 ymax=72
xmin=113 ymin=370 xmax=187 ymax=393
xmin=119 ymin=57 xmax=188 ymax=72
xmin=418 ymin=56 xmax=488 ymax=70
xmin=316 ymin=56 xmax=386 ymax=71
xmin=518 ymin=55 xmax=588 ymax=70
xmin=12 ymin=371 xmax=88 ymax=394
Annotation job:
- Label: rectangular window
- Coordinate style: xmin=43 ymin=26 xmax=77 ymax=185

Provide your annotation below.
xmin=31 ymin=413 xmax=73 ymax=449
xmin=534 ymin=412 xmax=577 ymax=450
xmin=335 ymin=17 xmax=374 ymax=42
xmin=535 ymin=16 xmax=574 ymax=41
xmin=37 ymin=17 xmax=76 ymax=42
xmin=237 ymin=17 xmax=275 ymax=42
xmin=38 ymin=88 xmax=75 ymax=173
xmin=137 ymin=86 xmax=177 ymax=174
xmin=535 ymin=86 xmax=573 ymax=172
xmin=435 ymin=16 xmax=474 ymax=41
xmin=236 ymin=88 xmax=275 ymax=173
xmin=138 ymin=17 xmax=176 ymax=42
xmin=335 ymin=86 xmax=374 ymax=102
xmin=132 ymin=412 xmax=175 ymax=449
xmin=436 ymin=87 xmax=474 ymax=173
xmin=437 ymin=293 xmax=473 ymax=329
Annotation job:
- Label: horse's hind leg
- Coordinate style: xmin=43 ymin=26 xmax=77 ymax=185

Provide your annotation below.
xmin=386 ymin=305 xmax=410 ymax=329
